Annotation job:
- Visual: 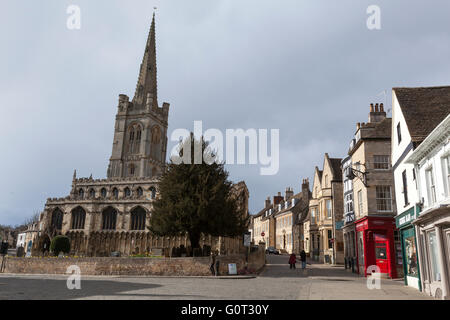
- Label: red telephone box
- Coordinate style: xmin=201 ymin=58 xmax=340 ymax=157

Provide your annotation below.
xmin=355 ymin=216 xmax=397 ymax=278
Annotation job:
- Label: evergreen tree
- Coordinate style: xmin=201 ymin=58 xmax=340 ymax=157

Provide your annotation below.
xmin=149 ymin=134 xmax=248 ymax=250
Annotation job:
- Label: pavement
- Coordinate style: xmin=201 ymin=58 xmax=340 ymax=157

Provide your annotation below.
xmin=0 ymin=254 xmax=434 ymax=300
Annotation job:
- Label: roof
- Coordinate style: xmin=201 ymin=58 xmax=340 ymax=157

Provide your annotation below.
xmin=328 ymin=157 xmax=343 ymax=182
xmin=394 ymin=86 xmax=450 ymax=144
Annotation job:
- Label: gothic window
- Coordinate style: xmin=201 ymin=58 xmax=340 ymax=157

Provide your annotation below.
xmin=152 ymin=167 xmax=157 ymax=177
xmin=137 ymin=187 xmax=143 ymax=197
xmin=71 ymin=206 xmax=86 ymax=230
xmin=89 ymin=188 xmax=95 ymax=198
xmin=51 ymin=208 xmax=63 ymax=230
xmin=149 ymin=187 xmax=156 ymax=199
xmin=78 ymin=188 xmax=84 ymax=199
xmin=124 ymin=187 xmax=131 ymax=198
xmin=128 ymin=124 xmax=142 ymax=154
xmin=130 ymin=206 xmax=146 ymax=230
xmin=101 ymin=188 xmax=107 ymax=198
xmin=113 ymin=188 xmax=119 ymax=199
xmin=129 ymin=164 xmax=135 ymax=176
xmin=102 ymin=207 xmax=117 ymax=230
xmin=151 ymin=126 xmax=162 ymax=160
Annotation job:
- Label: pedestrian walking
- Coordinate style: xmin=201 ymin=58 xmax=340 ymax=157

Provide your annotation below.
xmin=300 ymin=250 xmax=307 ymax=269
xmin=210 ymin=251 xmax=217 ymax=276
xmin=288 ymin=253 xmax=297 ymax=269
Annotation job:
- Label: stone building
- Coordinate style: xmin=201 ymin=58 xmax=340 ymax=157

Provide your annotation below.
xmin=251 ymin=180 xmax=310 ymax=254
xmin=34 ymin=14 xmax=249 ymax=257
xmin=345 ymin=103 xmax=400 ymax=278
xmin=308 ymin=153 xmax=344 ymax=264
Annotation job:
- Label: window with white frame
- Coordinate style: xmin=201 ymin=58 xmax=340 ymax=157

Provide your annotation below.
xmin=326 ymin=200 xmax=332 ymax=218
xmin=376 ymin=186 xmax=392 ymax=212
xmin=373 ymin=155 xmax=390 ymax=170
xmin=425 ymin=167 xmax=437 ymax=206
xmin=441 ymin=155 xmax=450 ymax=196
xmin=358 ymin=190 xmax=363 ymax=215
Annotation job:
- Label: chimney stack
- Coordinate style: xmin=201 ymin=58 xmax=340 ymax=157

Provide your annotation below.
xmin=273 ymin=193 xmax=284 ymax=205
xmin=368 ymin=102 xmax=387 ymax=123
xmin=285 ymin=187 xmax=294 ymax=200
xmin=265 ymin=197 xmax=271 ymax=208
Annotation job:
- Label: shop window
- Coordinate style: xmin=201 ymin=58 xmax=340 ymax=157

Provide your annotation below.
xmin=427 ymin=231 xmax=441 ymax=282
xmin=404 ymin=234 xmax=418 ymax=276
xmin=375 ymin=244 xmax=387 ymax=260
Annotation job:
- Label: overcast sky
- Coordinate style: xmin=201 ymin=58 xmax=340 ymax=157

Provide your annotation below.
xmin=2 ymin=0 xmax=450 ymax=226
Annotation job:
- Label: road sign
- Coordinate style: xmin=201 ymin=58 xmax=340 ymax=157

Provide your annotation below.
xmin=261 ymin=232 xmax=265 ymax=237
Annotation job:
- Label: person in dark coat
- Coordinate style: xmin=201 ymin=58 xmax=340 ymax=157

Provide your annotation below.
xmin=288 ymin=253 xmax=297 ymax=269
xmin=300 ymin=250 xmax=307 ymax=269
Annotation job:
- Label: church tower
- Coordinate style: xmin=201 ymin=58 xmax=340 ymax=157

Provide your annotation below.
xmin=107 ymin=13 xmax=169 ymax=179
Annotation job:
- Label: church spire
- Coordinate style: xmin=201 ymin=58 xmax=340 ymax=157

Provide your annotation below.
xmin=133 ymin=12 xmax=158 ymax=108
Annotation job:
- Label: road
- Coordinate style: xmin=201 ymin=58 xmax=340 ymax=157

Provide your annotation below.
xmin=0 ymin=254 xmax=433 ymax=300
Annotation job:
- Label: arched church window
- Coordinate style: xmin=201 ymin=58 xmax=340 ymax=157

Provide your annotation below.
xmin=113 ymin=188 xmax=119 ymax=199
xmin=128 ymin=124 xmax=142 ymax=154
xmin=137 ymin=187 xmax=143 ymax=197
xmin=51 ymin=208 xmax=63 ymax=230
xmin=101 ymin=188 xmax=107 ymax=198
xmin=129 ymin=164 xmax=135 ymax=176
xmin=102 ymin=207 xmax=117 ymax=230
xmin=89 ymin=189 xmax=95 ymax=198
xmin=135 ymin=128 xmax=141 ymax=153
xmin=78 ymin=189 xmax=84 ymax=199
xmin=130 ymin=206 xmax=146 ymax=230
xmin=124 ymin=187 xmax=131 ymax=198
xmin=71 ymin=206 xmax=86 ymax=230
xmin=149 ymin=187 xmax=156 ymax=199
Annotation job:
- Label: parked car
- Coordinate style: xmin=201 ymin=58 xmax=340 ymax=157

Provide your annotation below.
xmin=266 ymin=247 xmax=280 ymax=255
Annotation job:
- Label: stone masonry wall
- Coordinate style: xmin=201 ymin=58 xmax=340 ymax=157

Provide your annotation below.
xmin=4 ymin=249 xmax=265 ymax=276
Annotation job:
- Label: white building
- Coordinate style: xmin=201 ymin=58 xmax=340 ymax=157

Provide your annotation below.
xmin=392 ymin=86 xmax=450 ymax=297
xmin=407 ymin=114 xmax=450 ymax=300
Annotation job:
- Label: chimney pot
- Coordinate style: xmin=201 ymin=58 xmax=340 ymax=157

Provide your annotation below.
xmin=380 ymin=103 xmax=384 ymax=112
xmin=375 ymin=103 xmax=379 ymax=112
xmin=370 ymin=103 xmax=374 ymax=112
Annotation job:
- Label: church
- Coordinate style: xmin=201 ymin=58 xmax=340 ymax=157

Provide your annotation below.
xmin=34 ymin=14 xmax=249 ymax=257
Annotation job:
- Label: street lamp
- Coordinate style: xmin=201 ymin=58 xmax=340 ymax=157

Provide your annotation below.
xmin=346 ymin=162 xmax=368 ymax=187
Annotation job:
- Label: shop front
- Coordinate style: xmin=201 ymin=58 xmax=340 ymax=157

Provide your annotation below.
xmin=343 ymin=222 xmax=357 ymax=273
xmin=396 ymin=205 xmax=422 ymax=291
xmin=413 ymin=206 xmax=450 ymax=300
xmin=355 ymin=216 xmax=398 ymax=278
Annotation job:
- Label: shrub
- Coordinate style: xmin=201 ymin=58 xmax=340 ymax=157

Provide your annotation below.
xmin=50 ymin=236 xmax=71 ymax=256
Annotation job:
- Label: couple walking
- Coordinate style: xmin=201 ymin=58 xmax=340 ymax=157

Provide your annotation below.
xmin=289 ymin=250 xmax=307 ymax=269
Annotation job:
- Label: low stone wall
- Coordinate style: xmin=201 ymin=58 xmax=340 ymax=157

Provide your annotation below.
xmin=3 ymin=250 xmax=265 ymax=276
xmin=4 ymin=257 xmax=211 ymax=276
